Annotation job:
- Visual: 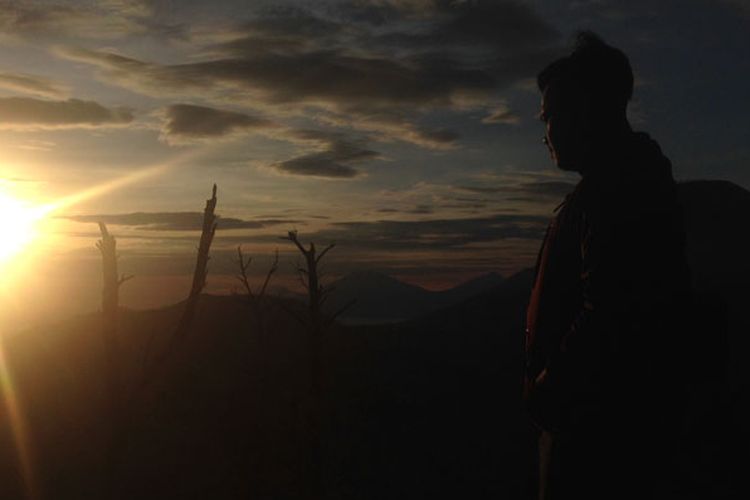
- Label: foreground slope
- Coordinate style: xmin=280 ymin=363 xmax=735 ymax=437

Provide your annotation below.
xmin=0 ymin=179 xmax=747 ymax=499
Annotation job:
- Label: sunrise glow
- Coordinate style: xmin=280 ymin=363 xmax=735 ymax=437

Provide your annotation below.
xmin=0 ymin=1 xmax=744 ymax=498
xmin=0 ymin=192 xmax=45 ymax=265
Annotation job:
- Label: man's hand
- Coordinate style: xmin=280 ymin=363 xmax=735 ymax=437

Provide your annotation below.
xmin=526 ymin=368 xmax=566 ymax=433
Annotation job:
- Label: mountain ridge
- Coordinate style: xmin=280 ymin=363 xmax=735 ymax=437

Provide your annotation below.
xmin=323 ymin=270 xmax=505 ymax=323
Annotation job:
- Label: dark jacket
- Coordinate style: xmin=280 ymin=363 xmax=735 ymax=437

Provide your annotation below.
xmin=524 ymin=132 xmax=693 ymax=434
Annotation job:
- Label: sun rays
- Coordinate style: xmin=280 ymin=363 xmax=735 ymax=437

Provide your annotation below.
xmin=0 ymin=193 xmax=44 ymax=264
xmin=0 ymin=337 xmax=38 ymax=499
xmin=0 ymin=146 xmax=213 ymax=272
xmin=0 ymin=145 xmax=213 ymax=499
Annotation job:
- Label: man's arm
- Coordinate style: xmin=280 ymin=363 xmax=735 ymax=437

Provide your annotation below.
xmin=530 ymin=190 xmax=687 ymax=430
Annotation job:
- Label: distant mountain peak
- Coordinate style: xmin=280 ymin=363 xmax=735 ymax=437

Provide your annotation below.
xmin=325 ymin=269 xmax=507 ymax=324
xmin=333 ymin=270 xmax=427 ymax=291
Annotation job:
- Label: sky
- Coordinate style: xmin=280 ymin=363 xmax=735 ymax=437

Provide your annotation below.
xmin=0 ymin=0 xmax=748 ymax=328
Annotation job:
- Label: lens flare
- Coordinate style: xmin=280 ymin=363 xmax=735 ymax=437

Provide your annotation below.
xmin=0 ymin=337 xmax=38 ymax=500
xmin=0 ymin=145 xmax=214 ymax=499
xmin=1 ymin=145 xmax=212 ymax=268
xmin=0 ymin=193 xmax=45 ymax=264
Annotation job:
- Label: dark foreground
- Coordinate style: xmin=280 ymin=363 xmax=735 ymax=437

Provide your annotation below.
xmin=1 ymin=180 xmax=749 ymax=499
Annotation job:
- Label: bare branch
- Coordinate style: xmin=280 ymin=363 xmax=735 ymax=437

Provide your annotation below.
xmin=316 ymin=243 xmax=335 ymax=264
xmin=319 ymin=294 xmax=330 ymax=308
xmin=285 ymin=230 xmax=308 ymax=255
xmin=236 ymin=246 xmax=256 ymax=300
xmin=99 ymin=221 xmax=111 ymax=239
xmin=328 ymin=298 xmax=357 ymax=325
xmin=297 ymin=269 xmax=309 ymax=290
xmin=319 ymin=285 xmax=336 ymax=308
xmin=118 ymin=274 xmax=134 ymax=286
xmin=278 ymin=300 xmax=306 ymax=326
xmin=258 ymin=249 xmax=279 ymax=299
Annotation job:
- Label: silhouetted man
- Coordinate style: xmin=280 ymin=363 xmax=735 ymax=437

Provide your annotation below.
xmin=524 ymin=32 xmax=693 ymax=500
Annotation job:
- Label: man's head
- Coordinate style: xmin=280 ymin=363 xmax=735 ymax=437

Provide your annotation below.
xmin=538 ymin=32 xmax=634 ymax=172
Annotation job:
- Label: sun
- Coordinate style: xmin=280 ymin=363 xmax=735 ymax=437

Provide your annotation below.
xmin=0 ymin=193 xmax=43 ymax=264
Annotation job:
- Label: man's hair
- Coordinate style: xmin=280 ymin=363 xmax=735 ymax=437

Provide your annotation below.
xmin=537 ymin=31 xmax=633 ymax=115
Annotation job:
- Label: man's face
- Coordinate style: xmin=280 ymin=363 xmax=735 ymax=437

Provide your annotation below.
xmin=540 ymin=84 xmax=586 ymax=172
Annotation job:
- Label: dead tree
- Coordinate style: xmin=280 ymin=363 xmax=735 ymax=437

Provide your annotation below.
xmin=96 ymin=222 xmax=132 ymax=491
xmin=97 ymin=223 xmax=133 ymax=421
xmin=103 ymin=184 xmax=218 ymax=494
xmin=139 ymin=183 xmax=218 ymax=387
xmin=285 ymin=230 xmax=353 ymax=332
xmin=283 ymin=230 xmax=353 ymax=500
xmin=169 ymin=183 xmax=219 ymax=351
xmin=235 ymin=245 xmax=279 ymax=396
xmin=236 ymin=246 xmax=279 ymax=337
xmin=236 ymin=247 xmax=278 ymax=488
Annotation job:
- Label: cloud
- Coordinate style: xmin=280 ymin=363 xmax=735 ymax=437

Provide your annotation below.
xmin=315 ymin=107 xmax=461 ymax=149
xmin=521 ymin=181 xmax=578 ymax=197
xmin=409 ymin=204 xmax=434 ymax=214
xmin=102 ymin=0 xmax=162 ymax=19
xmin=369 ymin=0 xmax=558 ymax=54
xmin=272 ymin=132 xmax=380 ymax=179
xmin=365 ymin=175 xmax=573 ymax=218
xmin=155 ymin=103 xmax=382 ymax=178
xmin=375 ymin=204 xmax=437 ymax=215
xmin=56 ymin=45 xmax=489 ymax=110
xmin=0 ymin=176 xmax=40 ymax=184
xmin=62 ymin=212 xmax=297 ymax=231
xmin=0 ymin=1 xmax=138 ymax=39
xmin=160 ymin=104 xmax=276 ymax=143
xmin=0 ymin=0 xmax=184 ymax=40
xmin=273 ymin=157 xmax=358 ymax=179
xmin=333 ymin=0 xmax=437 ymax=25
xmin=54 ymin=1 xmax=559 ymax=148
xmin=0 ymin=97 xmax=133 ymax=129
xmin=481 ymin=101 xmax=521 ymax=125
xmin=219 ymin=5 xmax=349 ymax=52
xmin=0 ymin=72 xmax=69 ymax=98
xmin=458 ymin=180 xmax=576 ymax=200
xmin=305 ymin=212 xmax=549 ymax=250
xmin=376 ymin=198 xmax=487 ymax=216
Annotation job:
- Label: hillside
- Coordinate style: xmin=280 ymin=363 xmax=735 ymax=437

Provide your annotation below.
xmin=0 ymin=179 xmax=747 ymax=499
xmin=0 ymin=278 xmax=534 ymax=499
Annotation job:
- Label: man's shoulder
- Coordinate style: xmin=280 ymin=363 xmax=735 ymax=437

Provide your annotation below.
xmin=575 ymin=146 xmax=678 ymax=222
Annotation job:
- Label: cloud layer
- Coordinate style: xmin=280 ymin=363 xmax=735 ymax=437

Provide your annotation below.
xmin=310 ymin=212 xmax=549 ymax=250
xmin=272 ymin=129 xmax=380 ymax=178
xmin=62 ymin=212 xmax=295 ymax=231
xmin=55 ymin=1 xmax=559 ymax=149
xmin=457 ymin=180 xmax=577 ymax=201
xmin=0 ymin=0 xmax=183 ymax=40
xmin=0 ymin=72 xmax=68 ymax=99
xmin=161 ymin=104 xmax=275 ymax=142
xmin=158 ymin=103 xmax=380 ymax=178
xmin=0 ymin=97 xmax=132 ymax=129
